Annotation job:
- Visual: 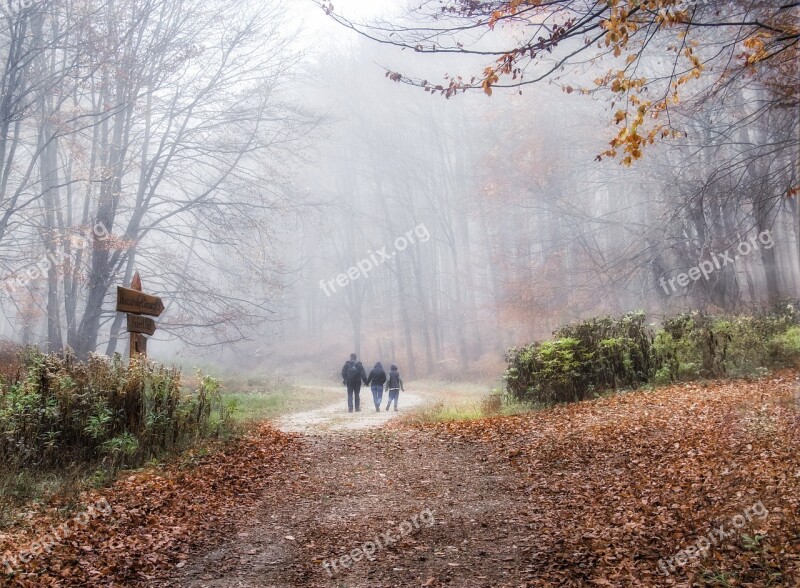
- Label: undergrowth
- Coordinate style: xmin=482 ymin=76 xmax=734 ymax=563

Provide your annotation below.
xmin=506 ymin=301 xmax=800 ymax=404
xmin=0 ymin=348 xmax=234 ymax=525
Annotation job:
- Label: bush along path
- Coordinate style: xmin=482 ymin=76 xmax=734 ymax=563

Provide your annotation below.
xmin=505 ymin=307 xmax=800 ymax=404
xmin=2 ymin=373 xmax=799 ymax=587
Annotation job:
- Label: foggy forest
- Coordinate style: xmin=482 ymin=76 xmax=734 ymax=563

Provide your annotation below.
xmin=0 ymin=0 xmax=798 ymax=586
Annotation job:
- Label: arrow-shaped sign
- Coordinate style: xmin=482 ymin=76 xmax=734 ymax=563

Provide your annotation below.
xmin=127 ymin=314 xmax=157 ymax=336
xmin=117 ymin=286 xmax=165 ymax=317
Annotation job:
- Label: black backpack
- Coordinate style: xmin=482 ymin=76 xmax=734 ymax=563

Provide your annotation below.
xmin=346 ymin=362 xmax=360 ymax=383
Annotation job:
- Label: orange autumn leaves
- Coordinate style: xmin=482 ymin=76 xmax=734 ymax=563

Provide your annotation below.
xmin=0 ymin=425 xmax=296 ymax=587
xmin=410 ymin=373 xmax=800 ymax=585
xmin=470 ymin=0 xmax=799 ymax=164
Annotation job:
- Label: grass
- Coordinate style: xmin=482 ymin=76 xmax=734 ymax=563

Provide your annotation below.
xmin=408 ymin=369 xmax=800 ymax=426
xmin=404 ymin=397 xmax=537 ymax=425
xmin=217 ymin=375 xmax=342 ymax=422
xmin=399 ymin=380 xmax=539 ymax=425
xmin=220 ymin=376 xmax=539 ymax=428
xmin=0 ymin=466 xmax=114 ymax=528
xmin=219 ymin=376 xmax=533 ymax=426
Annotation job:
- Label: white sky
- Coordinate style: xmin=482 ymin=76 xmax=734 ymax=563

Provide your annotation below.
xmin=289 ymin=0 xmax=396 ymax=40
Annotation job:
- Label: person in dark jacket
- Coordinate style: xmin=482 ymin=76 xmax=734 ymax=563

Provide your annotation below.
xmin=384 ymin=364 xmax=404 ymax=411
xmin=341 ymin=353 xmax=366 ymax=413
xmin=365 ymin=361 xmax=387 ymax=412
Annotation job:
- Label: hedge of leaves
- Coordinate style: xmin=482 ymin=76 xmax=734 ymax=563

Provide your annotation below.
xmin=506 ymin=302 xmax=800 ymax=404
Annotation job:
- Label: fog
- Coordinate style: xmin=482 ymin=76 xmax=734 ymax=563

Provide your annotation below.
xmin=1 ymin=0 xmax=798 ymax=381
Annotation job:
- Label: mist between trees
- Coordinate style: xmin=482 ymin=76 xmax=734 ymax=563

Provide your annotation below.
xmin=0 ymin=0 xmax=316 ymax=360
xmin=319 ymin=223 xmax=431 ymax=298
xmin=0 ymin=0 xmax=797 ymax=378
xmin=1 ymin=222 xmax=109 ymax=298
xmin=0 ymin=0 xmax=39 ymax=18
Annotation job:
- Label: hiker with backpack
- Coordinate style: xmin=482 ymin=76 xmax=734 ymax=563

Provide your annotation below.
xmin=341 ymin=353 xmax=366 ymax=413
xmin=365 ymin=361 xmax=388 ymax=412
xmin=384 ymin=364 xmax=404 ymax=412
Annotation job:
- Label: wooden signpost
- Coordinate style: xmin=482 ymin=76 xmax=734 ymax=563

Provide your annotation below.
xmin=117 ymin=272 xmax=163 ymax=359
xmin=116 ymin=288 xmax=165 ymax=317
xmin=131 ymin=333 xmax=147 ymax=357
xmin=126 ymin=314 xmax=157 ymax=337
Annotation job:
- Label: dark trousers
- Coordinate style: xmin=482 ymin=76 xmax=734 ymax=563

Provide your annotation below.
xmin=371 ymin=384 xmax=384 ymax=408
xmin=386 ymin=388 xmax=400 ymax=409
xmin=347 ymin=383 xmax=361 ymax=411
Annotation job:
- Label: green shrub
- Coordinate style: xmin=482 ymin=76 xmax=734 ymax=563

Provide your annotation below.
xmin=506 ymin=312 xmax=656 ymax=403
xmin=770 ymin=326 xmax=800 ymax=364
xmin=656 ymin=305 xmax=799 ymax=379
xmin=506 ymin=304 xmax=800 ymax=404
xmin=0 ymin=349 xmax=232 ymax=473
xmin=555 ymin=311 xmax=655 ymax=390
xmin=652 ymin=327 xmax=700 ymax=384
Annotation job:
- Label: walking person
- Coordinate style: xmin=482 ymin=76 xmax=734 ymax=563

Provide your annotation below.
xmin=365 ymin=361 xmax=387 ymax=412
xmin=384 ymin=364 xmax=404 ymax=412
xmin=341 ymin=353 xmax=366 ymax=413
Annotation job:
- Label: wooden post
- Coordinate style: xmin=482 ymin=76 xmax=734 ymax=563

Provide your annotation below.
xmin=117 ymin=271 xmax=163 ymax=361
xmin=132 ymin=333 xmax=147 ymax=357
xmin=129 ymin=272 xmax=143 ymax=360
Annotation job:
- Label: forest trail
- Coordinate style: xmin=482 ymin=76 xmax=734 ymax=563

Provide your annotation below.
xmin=277 ymin=387 xmax=427 ymax=434
xmin=4 ymin=375 xmax=797 ymax=587
xmin=157 ymin=385 xmax=524 ymax=587
xmin=150 ymin=427 xmax=526 ymax=588
xmin=154 ymin=387 xmax=525 ymax=588
xmin=142 ymin=374 xmax=800 ymax=588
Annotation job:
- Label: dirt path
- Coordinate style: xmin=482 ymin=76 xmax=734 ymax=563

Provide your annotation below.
xmin=150 ymin=428 xmax=529 ymax=588
xmin=277 ymin=387 xmax=426 ymax=434
xmin=140 ymin=374 xmax=798 ymax=587
xmin=145 ymin=381 xmax=530 ymax=587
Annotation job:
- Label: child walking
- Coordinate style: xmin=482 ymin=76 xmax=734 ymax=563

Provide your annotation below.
xmin=365 ymin=362 xmax=387 ymax=412
xmin=384 ymin=364 xmax=404 ymax=412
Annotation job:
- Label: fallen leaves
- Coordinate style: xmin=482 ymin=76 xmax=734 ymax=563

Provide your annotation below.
xmin=3 ymin=374 xmax=799 ymax=587
xmin=408 ymin=372 xmax=800 ymax=585
xmin=1 ymin=424 xmax=296 ymax=587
